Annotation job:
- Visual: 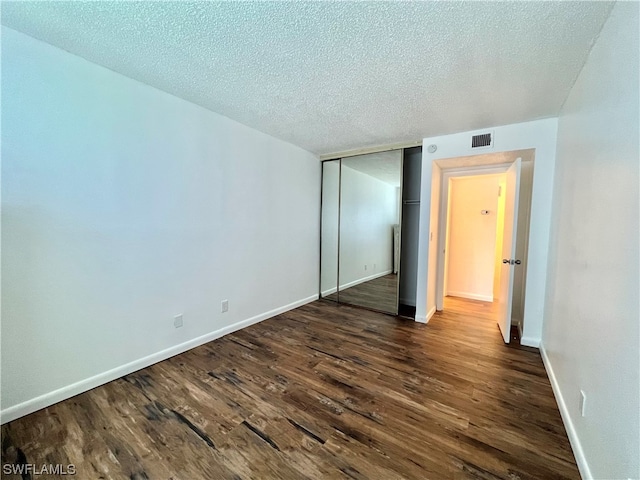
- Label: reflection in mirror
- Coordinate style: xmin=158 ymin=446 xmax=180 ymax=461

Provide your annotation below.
xmin=337 ymin=151 xmax=402 ymax=314
xmin=320 ymin=160 xmax=340 ymax=300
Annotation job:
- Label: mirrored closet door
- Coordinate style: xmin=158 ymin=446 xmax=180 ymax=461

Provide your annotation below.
xmin=320 ymin=150 xmax=403 ymax=315
xmin=320 ymin=160 xmax=340 ymax=300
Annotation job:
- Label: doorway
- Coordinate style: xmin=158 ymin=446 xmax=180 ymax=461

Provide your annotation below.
xmin=442 ymin=172 xmax=506 ymax=304
xmin=434 ymin=151 xmax=534 ymax=344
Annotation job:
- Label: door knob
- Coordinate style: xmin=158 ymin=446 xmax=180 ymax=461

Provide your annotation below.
xmin=502 ymin=259 xmax=510 ymax=264
xmin=514 ymin=259 xmax=521 ymax=265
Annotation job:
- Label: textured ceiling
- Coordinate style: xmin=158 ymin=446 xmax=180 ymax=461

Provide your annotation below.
xmin=1 ymin=1 xmax=614 ymax=155
xmin=343 ymin=151 xmax=402 ymax=186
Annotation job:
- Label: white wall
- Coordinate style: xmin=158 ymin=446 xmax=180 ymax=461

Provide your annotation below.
xmin=416 ymin=119 xmax=558 ymax=346
xmin=338 ymin=165 xmax=398 ymax=288
xmin=1 ymin=28 xmax=320 ymax=423
xmin=419 ymin=162 xmax=441 ymax=322
xmin=446 ymin=175 xmax=500 ymax=302
xmin=541 ymin=3 xmax=639 ymax=479
xmin=492 ymin=176 xmax=507 ymax=299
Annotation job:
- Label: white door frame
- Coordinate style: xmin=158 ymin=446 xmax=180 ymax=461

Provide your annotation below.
xmin=415 ymin=119 xmax=557 ymax=348
xmin=435 ymin=164 xmax=511 ymax=311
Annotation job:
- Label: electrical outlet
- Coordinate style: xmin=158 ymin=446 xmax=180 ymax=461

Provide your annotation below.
xmin=174 ymin=314 xmax=183 ymax=328
xmin=373 ymin=263 xmax=376 ymax=271
xmin=364 ymin=265 xmax=367 ymax=271
xmin=579 ymin=390 xmax=587 ymax=417
xmin=221 ymin=300 xmax=229 ymax=313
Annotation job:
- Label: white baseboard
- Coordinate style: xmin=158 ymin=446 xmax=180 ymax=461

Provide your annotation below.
xmin=520 ymin=336 xmax=540 ymax=348
xmin=321 ymin=287 xmax=337 ymax=296
xmin=415 ymin=305 xmax=437 ymax=324
xmin=447 ymin=291 xmax=493 ymax=302
xmin=340 ymin=270 xmax=393 ymax=290
xmin=0 ymin=294 xmax=318 ymax=425
xmin=540 ymin=344 xmax=591 ymax=479
xmin=320 ymin=270 xmax=393 ymax=298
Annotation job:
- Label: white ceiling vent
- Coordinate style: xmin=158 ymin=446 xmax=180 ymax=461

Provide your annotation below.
xmin=471 ymin=132 xmax=493 ymax=149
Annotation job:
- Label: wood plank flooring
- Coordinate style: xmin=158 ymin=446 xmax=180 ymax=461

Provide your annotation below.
xmin=324 ymin=273 xmax=398 ymax=314
xmin=1 ymin=297 xmax=579 ymax=479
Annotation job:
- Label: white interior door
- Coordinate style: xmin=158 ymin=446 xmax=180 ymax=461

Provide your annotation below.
xmin=497 ymin=158 xmax=521 ymax=343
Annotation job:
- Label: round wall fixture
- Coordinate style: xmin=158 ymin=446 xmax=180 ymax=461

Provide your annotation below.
xmin=427 ymin=144 xmax=437 ymax=153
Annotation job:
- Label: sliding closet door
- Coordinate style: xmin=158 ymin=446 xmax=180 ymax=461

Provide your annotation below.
xmin=338 ymin=151 xmax=403 ymax=314
xmin=320 ymin=160 xmax=340 ymax=301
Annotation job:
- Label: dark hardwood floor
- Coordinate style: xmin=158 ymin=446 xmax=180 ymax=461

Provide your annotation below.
xmin=325 ymin=273 xmax=398 ymax=313
xmin=1 ymin=297 xmax=579 ymax=479
xmin=443 ymin=295 xmax=531 ymax=351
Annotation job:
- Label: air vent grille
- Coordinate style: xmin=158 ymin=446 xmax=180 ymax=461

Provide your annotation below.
xmin=472 ymin=133 xmax=492 ymax=148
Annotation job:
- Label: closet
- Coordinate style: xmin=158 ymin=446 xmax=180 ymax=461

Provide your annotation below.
xmin=320 ymin=147 xmax=422 ymax=317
